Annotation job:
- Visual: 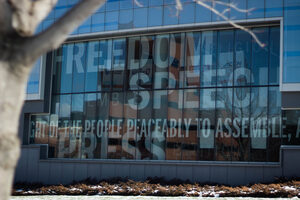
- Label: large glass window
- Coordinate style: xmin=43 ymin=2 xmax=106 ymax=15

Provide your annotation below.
xmin=32 ymin=27 xmax=286 ymax=162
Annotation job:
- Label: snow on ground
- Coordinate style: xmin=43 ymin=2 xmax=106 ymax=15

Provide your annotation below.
xmin=9 ymin=196 xmax=300 ymax=200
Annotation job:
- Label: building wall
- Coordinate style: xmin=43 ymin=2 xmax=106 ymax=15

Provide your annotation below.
xmin=18 ymin=0 xmax=300 ymax=185
xmin=14 ymin=145 xmax=300 ymax=185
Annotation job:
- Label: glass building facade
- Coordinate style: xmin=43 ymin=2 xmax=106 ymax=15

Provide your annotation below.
xmin=27 ymin=0 xmax=300 ymax=98
xmin=30 ymin=25 xmax=300 ymax=162
xmin=26 ymin=0 xmax=300 ymax=163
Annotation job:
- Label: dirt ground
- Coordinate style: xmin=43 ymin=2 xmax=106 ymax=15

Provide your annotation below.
xmin=13 ymin=177 xmax=300 ymax=198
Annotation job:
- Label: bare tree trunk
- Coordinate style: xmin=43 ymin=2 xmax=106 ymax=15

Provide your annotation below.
xmin=0 ymin=61 xmax=30 ymax=200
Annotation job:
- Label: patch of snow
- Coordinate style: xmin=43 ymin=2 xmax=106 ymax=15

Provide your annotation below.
xmin=283 ymin=186 xmax=296 ymax=191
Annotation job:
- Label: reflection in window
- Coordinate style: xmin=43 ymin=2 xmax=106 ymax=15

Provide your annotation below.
xmin=27 ymin=58 xmax=41 ymax=94
xmin=250 ymin=87 xmax=268 ymax=162
xmin=233 ymin=87 xmax=250 ymax=161
xmin=163 ymin=5 xmax=178 ymax=25
xmin=137 ymin=90 xmax=153 ymax=160
xmin=148 ymin=6 xmax=163 ymax=27
xmin=108 ymin=92 xmax=124 ymax=159
xmin=133 ymin=8 xmax=148 ymax=28
xmin=123 ymin=91 xmax=138 ymax=159
xmin=72 ymin=43 xmax=86 ymax=93
xmin=216 ymin=87 xmax=233 ymax=161
xmin=127 ymin=37 xmax=141 ymax=90
xmin=179 ymin=3 xmax=195 ymax=24
xmin=33 ymin=27 xmax=284 ymax=162
xmin=112 ymin=39 xmax=126 ymax=91
xmin=30 ymin=115 xmax=49 ymax=145
xmin=105 ymin=11 xmax=119 ymax=31
xmin=247 ymin=0 xmax=264 ymax=19
xmin=99 ymin=40 xmax=112 ymax=91
xmin=119 ymin=9 xmax=133 ymax=29
xmin=282 ymin=110 xmax=300 ymax=146
xmin=217 ymin=30 xmax=234 ymax=87
xmin=201 ymin=31 xmax=217 ymax=87
xmin=85 ymin=41 xmax=99 ymax=92
xmin=154 ymin=35 xmax=169 ymax=89
xmin=97 ymin=93 xmax=111 ymax=159
xmin=199 ymin=89 xmax=215 ymax=160
xmin=57 ymin=95 xmax=71 ymax=158
xmin=70 ymin=94 xmax=84 ymax=158
xmin=83 ymin=94 xmax=98 ymax=159
xmin=167 ymin=90 xmax=183 ymax=160
xmin=152 ymin=90 xmax=167 ymax=160
xmin=169 ymin=33 xmax=185 ymax=89
xmin=269 ymin=27 xmax=280 ymax=85
xmin=252 ymin=28 xmax=269 ymax=86
xmin=267 ymin=87 xmax=281 ymax=162
xmin=140 ymin=36 xmax=154 ymax=89
xmin=185 ymin=32 xmax=201 ymax=88
xmin=235 ymin=30 xmax=251 ymax=86
xmin=57 ymin=44 xmax=73 ymax=93
xmin=182 ymin=89 xmax=199 ymax=160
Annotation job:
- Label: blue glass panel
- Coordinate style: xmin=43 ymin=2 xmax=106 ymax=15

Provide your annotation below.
xmin=120 ymin=0 xmax=133 ymax=9
xmin=234 ymin=29 xmax=252 ymax=86
xmin=112 ymin=39 xmax=126 ymax=90
xmin=212 ymin=0 xmax=229 ymax=21
xmin=106 ymin=0 xmax=120 ymax=11
xmin=134 ymin=0 xmax=148 ymax=8
xmin=99 ymin=40 xmax=112 ymax=91
xmin=181 ymin=0 xmax=193 ymax=3
xmin=119 ymin=9 xmax=133 ymax=29
xmin=164 ymin=0 xmax=174 ymax=5
xmin=27 ymin=59 xmax=41 ymax=94
xmin=217 ymin=30 xmax=234 ymax=86
xmin=150 ymin=0 xmax=163 ymax=6
xmin=148 ymin=6 xmax=163 ymax=27
xmin=91 ymin=12 xmax=105 ymax=32
xmin=201 ymin=31 xmax=217 ymax=87
xmin=265 ymin=0 xmax=283 ymax=17
xmin=72 ymin=43 xmax=87 ymax=93
xmin=134 ymin=8 xmax=148 ymax=28
xmin=60 ymin=44 xmax=73 ymax=93
xmin=269 ymin=27 xmax=280 ymax=85
xmin=283 ymin=0 xmax=300 ymax=83
xmin=247 ymin=0 xmax=264 ymax=19
xmin=105 ymin=11 xmax=119 ymax=31
xmin=230 ymin=0 xmax=246 ymax=20
xmin=179 ymin=2 xmax=195 ymax=24
xmin=163 ymin=5 xmax=178 ymax=25
xmin=45 ymin=9 xmax=55 ymax=20
xmin=97 ymin=3 xmax=106 ymax=13
xmin=43 ymin=19 xmax=54 ymax=30
xmin=78 ymin=16 xmax=91 ymax=34
xmin=195 ymin=1 xmax=211 ymax=23
xmin=251 ymin=27 xmax=269 ymax=86
xmin=54 ymin=7 xmax=69 ymax=19
xmin=85 ymin=41 xmax=99 ymax=92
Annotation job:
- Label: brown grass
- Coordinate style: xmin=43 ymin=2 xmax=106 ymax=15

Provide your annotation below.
xmin=13 ymin=177 xmax=300 ymax=197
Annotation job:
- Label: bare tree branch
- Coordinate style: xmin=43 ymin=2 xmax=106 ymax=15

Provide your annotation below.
xmin=173 ymin=0 xmax=264 ymax=47
xmin=204 ymin=0 xmax=255 ymax=13
xmin=133 ymin=0 xmax=143 ymax=7
xmin=25 ymin=0 xmax=106 ymax=62
xmin=194 ymin=0 xmax=265 ymax=47
xmin=0 ymin=0 xmax=14 ymax=36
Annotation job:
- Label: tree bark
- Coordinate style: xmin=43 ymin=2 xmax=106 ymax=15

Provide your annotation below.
xmin=0 ymin=1 xmax=106 ymax=200
xmin=0 ymin=61 xmax=31 ymax=200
